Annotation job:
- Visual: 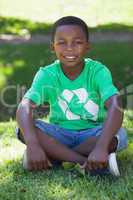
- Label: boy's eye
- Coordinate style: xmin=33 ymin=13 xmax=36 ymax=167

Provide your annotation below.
xmin=57 ymin=41 xmax=65 ymax=45
xmin=56 ymin=40 xmax=84 ymax=46
xmin=75 ymin=40 xmax=83 ymax=44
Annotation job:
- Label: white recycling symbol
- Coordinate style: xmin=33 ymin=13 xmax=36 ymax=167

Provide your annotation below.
xmin=58 ymin=88 xmax=99 ymax=121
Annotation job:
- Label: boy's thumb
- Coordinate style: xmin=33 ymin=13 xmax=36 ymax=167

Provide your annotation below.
xmin=80 ymin=162 xmax=87 ymax=169
xmin=48 ymin=159 xmax=53 ymax=167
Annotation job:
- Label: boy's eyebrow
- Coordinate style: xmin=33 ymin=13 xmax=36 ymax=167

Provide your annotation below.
xmin=56 ymin=38 xmax=65 ymax=41
xmin=55 ymin=37 xmax=85 ymax=41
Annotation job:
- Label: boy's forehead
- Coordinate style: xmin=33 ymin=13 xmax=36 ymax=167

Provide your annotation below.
xmin=55 ymin=25 xmax=86 ymax=38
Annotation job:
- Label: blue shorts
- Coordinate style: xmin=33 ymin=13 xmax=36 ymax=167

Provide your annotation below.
xmin=16 ymin=119 xmax=128 ymax=151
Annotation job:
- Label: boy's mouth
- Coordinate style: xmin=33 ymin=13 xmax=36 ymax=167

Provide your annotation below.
xmin=63 ymin=55 xmax=77 ymax=61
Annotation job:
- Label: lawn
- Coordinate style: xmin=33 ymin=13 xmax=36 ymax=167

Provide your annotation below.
xmin=0 ymin=110 xmax=133 ymax=200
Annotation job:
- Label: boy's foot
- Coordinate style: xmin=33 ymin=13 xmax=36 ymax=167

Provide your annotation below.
xmin=108 ymin=135 xmax=120 ymax=176
xmin=23 ymin=149 xmax=61 ymax=170
xmin=108 ymin=152 xmax=120 ymax=176
xmin=22 ymin=149 xmax=28 ymax=170
xmin=62 ymin=152 xmax=120 ymax=177
xmin=87 ymin=153 xmax=120 ymax=177
xmin=57 ymin=137 xmax=120 ymax=176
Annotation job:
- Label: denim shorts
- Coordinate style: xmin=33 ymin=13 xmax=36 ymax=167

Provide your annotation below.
xmin=16 ymin=119 xmax=128 ymax=151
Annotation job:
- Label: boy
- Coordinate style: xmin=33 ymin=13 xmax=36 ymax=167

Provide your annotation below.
xmin=16 ymin=16 xmax=127 ymax=176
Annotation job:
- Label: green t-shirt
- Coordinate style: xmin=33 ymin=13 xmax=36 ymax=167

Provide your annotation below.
xmin=24 ymin=58 xmax=118 ymax=130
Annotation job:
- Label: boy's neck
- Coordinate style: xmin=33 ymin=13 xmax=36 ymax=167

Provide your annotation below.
xmin=60 ymin=60 xmax=85 ymax=80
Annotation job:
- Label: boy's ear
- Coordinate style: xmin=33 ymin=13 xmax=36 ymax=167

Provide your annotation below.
xmin=50 ymin=42 xmax=55 ymax=52
xmin=86 ymin=42 xmax=91 ymax=51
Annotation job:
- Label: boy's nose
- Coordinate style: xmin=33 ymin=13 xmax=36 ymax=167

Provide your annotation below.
xmin=66 ymin=43 xmax=73 ymax=50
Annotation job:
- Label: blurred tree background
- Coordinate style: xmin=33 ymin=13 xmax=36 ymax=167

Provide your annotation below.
xmin=0 ymin=0 xmax=133 ymax=121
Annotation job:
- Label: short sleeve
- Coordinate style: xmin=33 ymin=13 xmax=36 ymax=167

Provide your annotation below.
xmin=95 ymin=67 xmax=119 ymax=102
xmin=24 ymin=68 xmax=49 ymax=105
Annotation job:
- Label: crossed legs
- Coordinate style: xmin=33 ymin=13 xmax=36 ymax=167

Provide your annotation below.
xmin=35 ymin=127 xmax=87 ymax=165
xmin=22 ymin=127 xmax=118 ymax=170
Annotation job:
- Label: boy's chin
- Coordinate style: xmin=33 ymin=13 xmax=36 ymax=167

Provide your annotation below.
xmin=61 ymin=60 xmax=83 ymax=68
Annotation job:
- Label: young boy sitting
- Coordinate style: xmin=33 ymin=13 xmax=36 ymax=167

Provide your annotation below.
xmin=16 ymin=16 xmax=127 ymax=176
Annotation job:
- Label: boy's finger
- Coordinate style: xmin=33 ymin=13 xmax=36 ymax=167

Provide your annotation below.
xmin=80 ymin=162 xmax=87 ymax=169
xmin=47 ymin=159 xmax=53 ymax=167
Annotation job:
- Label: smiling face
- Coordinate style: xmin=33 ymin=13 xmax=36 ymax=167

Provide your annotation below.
xmin=51 ymin=25 xmax=90 ymax=70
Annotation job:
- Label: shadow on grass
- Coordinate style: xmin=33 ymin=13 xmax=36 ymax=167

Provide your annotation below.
xmin=0 ymin=16 xmax=133 ymax=36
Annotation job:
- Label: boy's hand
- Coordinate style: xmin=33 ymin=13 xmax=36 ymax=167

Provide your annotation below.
xmin=26 ymin=142 xmax=52 ymax=171
xmin=83 ymin=146 xmax=108 ymax=170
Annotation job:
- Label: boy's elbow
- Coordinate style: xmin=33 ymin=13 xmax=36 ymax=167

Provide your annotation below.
xmin=105 ymin=95 xmax=123 ymax=110
xmin=16 ymin=98 xmax=35 ymax=121
xmin=16 ymin=99 xmax=29 ymax=120
xmin=16 ymin=101 xmax=23 ymax=122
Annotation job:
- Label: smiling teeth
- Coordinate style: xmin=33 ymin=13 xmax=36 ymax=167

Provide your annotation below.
xmin=65 ymin=56 xmax=76 ymax=59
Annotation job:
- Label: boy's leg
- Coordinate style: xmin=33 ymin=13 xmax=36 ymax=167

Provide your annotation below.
xmin=16 ymin=120 xmax=127 ymax=172
xmin=72 ymin=127 xmax=127 ymax=176
xmin=16 ymin=120 xmax=87 ymax=168
xmin=34 ymin=127 xmax=86 ymax=165
xmin=73 ymin=127 xmax=127 ymax=156
xmin=73 ymin=136 xmax=118 ymax=156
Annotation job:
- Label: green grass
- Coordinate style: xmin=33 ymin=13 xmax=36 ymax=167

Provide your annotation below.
xmin=0 ymin=111 xmax=133 ymax=200
xmin=0 ymin=0 xmax=133 ymax=26
xmin=0 ymin=43 xmax=133 ymax=121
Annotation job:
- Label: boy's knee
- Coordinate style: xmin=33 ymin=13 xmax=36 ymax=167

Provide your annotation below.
xmin=116 ymin=128 xmax=128 ymax=151
xmin=16 ymin=127 xmax=25 ymax=144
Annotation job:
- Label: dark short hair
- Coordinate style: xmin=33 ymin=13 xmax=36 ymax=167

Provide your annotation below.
xmin=51 ymin=16 xmax=89 ymax=42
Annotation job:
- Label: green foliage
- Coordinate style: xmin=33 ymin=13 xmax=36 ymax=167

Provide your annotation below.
xmin=0 ymin=16 xmax=133 ymax=36
xmin=0 ymin=16 xmax=52 ymax=35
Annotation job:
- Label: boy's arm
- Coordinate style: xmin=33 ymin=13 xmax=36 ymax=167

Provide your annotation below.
xmin=16 ymin=98 xmax=38 ymax=144
xmin=85 ymin=94 xmax=123 ymax=170
xmin=16 ymin=98 xmax=51 ymax=170
xmin=96 ymin=94 xmax=123 ymax=151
